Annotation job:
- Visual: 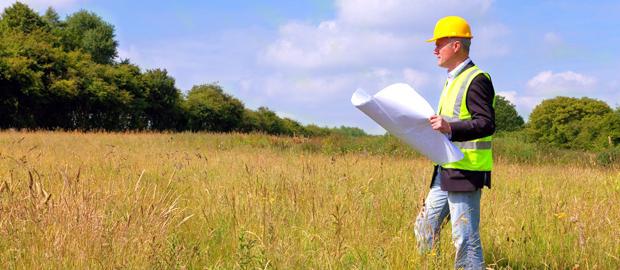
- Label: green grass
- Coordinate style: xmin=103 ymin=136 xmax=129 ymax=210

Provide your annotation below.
xmin=0 ymin=131 xmax=618 ymax=269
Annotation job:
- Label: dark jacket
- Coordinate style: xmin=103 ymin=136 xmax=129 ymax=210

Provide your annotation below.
xmin=431 ymin=61 xmax=496 ymax=192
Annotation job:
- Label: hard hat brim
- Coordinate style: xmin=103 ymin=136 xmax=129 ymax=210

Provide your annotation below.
xmin=425 ymin=35 xmax=473 ymax=43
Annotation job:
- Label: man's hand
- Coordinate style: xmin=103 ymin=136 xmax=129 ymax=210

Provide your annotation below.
xmin=429 ymin=115 xmax=452 ymax=134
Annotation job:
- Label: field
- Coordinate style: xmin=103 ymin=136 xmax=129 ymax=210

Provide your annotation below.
xmin=0 ymin=131 xmax=618 ymax=269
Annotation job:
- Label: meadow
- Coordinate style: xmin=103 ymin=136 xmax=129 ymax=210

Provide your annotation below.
xmin=0 ymin=131 xmax=618 ymax=269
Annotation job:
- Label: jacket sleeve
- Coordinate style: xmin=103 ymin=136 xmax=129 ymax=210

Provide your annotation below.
xmin=449 ymin=73 xmax=496 ymax=141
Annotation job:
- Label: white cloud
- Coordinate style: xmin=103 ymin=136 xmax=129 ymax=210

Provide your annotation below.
xmin=260 ymin=20 xmax=418 ymax=70
xmin=403 ymin=68 xmax=430 ymax=88
xmin=336 ymin=0 xmax=493 ymax=28
xmin=117 ymin=28 xmax=272 ymax=92
xmin=116 ymin=46 xmax=139 ymax=63
xmin=526 ymin=70 xmax=597 ymax=96
xmin=274 ymin=110 xmax=298 ymax=120
xmin=0 ymin=0 xmax=84 ymax=12
xmin=496 ymin=90 xmax=541 ymax=118
xmin=474 ymin=23 xmax=511 ymax=58
xmin=239 ymin=66 xmax=433 ymax=111
xmin=261 ymin=73 xmax=357 ymax=103
xmin=499 ymin=71 xmax=601 ymax=120
xmin=255 ymin=68 xmax=419 ymax=104
xmin=543 ymin=32 xmax=562 ymax=45
xmin=261 ymin=0 xmax=504 ymax=71
xmin=496 ymin=91 xmax=517 ymax=104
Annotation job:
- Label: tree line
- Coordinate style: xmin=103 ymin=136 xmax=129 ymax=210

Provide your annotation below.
xmin=0 ymin=3 xmax=366 ymax=137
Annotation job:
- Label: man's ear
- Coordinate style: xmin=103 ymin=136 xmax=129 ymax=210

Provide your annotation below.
xmin=453 ymin=41 xmax=462 ymax=53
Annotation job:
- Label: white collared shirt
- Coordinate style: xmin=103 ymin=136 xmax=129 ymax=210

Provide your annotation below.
xmin=446 ymin=58 xmax=472 ymax=88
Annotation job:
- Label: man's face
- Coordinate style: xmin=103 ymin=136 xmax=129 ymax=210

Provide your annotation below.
xmin=433 ymin=38 xmax=457 ymax=69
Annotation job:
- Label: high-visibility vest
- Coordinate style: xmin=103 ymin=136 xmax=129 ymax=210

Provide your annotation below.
xmin=438 ymin=65 xmax=493 ymax=171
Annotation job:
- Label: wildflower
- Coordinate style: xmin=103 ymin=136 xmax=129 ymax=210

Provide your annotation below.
xmin=554 ymin=212 xmax=567 ymax=219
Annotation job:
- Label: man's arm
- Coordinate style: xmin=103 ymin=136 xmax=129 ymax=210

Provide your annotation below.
xmin=449 ymin=73 xmax=495 ymax=141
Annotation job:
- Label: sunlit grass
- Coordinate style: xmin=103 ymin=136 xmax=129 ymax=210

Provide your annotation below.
xmin=0 ymin=131 xmax=618 ymax=269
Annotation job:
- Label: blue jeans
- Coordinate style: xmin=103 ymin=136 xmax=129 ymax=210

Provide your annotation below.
xmin=414 ymin=169 xmax=484 ymax=269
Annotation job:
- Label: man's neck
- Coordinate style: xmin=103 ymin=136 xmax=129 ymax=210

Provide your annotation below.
xmin=446 ymin=56 xmax=469 ymax=72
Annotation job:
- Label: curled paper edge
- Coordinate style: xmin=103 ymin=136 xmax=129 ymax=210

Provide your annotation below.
xmin=351 ymin=88 xmax=371 ymax=107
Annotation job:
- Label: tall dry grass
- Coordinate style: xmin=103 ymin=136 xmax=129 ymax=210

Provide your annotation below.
xmin=0 ymin=131 xmax=618 ymax=269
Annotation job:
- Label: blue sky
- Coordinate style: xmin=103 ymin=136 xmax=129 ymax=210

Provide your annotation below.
xmin=3 ymin=0 xmax=620 ymax=134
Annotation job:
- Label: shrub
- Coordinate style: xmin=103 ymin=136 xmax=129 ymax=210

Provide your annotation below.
xmin=596 ymin=145 xmax=620 ymax=167
xmin=527 ymin=96 xmax=614 ymax=150
xmin=495 ymin=95 xmax=524 ymax=132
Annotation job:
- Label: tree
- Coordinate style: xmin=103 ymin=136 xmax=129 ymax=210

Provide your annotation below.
xmin=527 ymin=96 xmax=614 ymax=150
xmin=0 ymin=8 xmax=69 ymax=129
xmin=42 ymin=7 xmax=61 ymax=27
xmin=601 ymin=108 xmax=620 ymax=147
xmin=109 ymin=63 xmax=146 ymax=129
xmin=186 ymin=84 xmax=245 ymax=132
xmin=62 ymin=10 xmax=118 ymax=64
xmin=494 ymin=95 xmax=524 ymax=132
xmin=281 ymin=118 xmax=306 ymax=136
xmin=238 ymin=108 xmax=260 ymax=133
xmin=141 ymin=69 xmax=184 ymax=130
xmin=330 ymin=126 xmax=367 ymax=137
xmin=303 ymin=124 xmax=330 ymax=137
xmin=254 ymin=107 xmax=286 ymax=135
xmin=0 ymin=2 xmax=46 ymax=33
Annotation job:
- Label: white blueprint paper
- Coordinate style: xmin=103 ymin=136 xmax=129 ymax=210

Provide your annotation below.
xmin=351 ymin=83 xmax=463 ymax=165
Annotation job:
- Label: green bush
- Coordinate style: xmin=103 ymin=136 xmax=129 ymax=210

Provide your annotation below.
xmin=495 ymin=95 xmax=524 ymax=132
xmin=527 ymin=96 xmax=615 ymax=150
xmin=185 ymin=84 xmax=244 ymax=132
xmin=596 ymin=145 xmax=620 ymax=167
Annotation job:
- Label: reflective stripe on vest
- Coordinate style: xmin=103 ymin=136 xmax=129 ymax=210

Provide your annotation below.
xmin=452 ymin=68 xmax=480 ymax=119
xmin=452 ymin=141 xmax=492 ymax=150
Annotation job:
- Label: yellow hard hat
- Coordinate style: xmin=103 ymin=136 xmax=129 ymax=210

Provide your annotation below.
xmin=426 ymin=16 xmax=473 ymax=42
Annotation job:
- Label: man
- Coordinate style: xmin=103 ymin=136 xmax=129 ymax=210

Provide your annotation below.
xmin=414 ymin=16 xmax=495 ymax=269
